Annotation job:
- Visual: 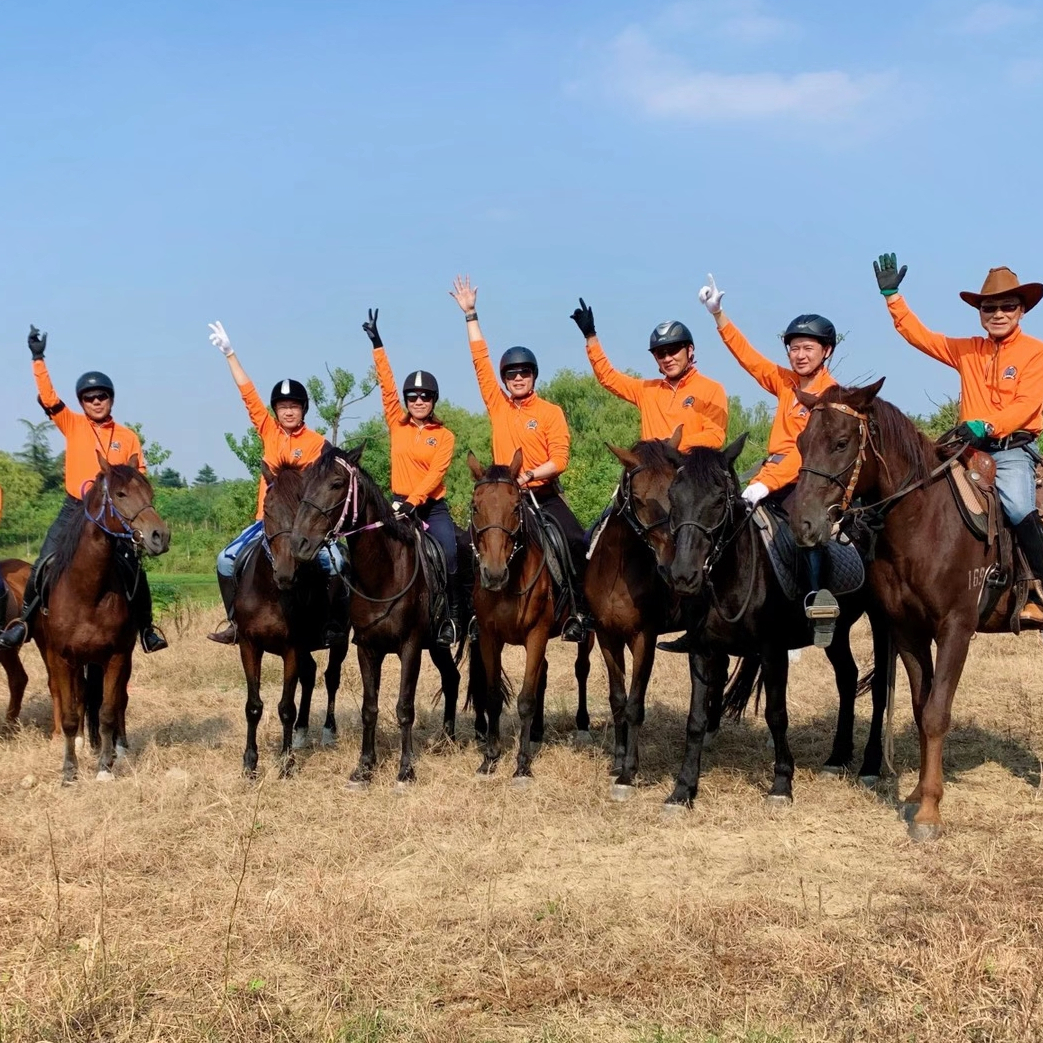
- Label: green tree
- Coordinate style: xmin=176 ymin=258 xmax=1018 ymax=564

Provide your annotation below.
xmin=156 ymin=467 xmax=187 ymax=488
xmin=307 ymin=364 xmax=377 ymax=447
xmin=194 ymin=464 xmax=219 ymax=486
xmin=14 ymin=418 xmax=62 ymax=491
xmin=224 ymin=427 xmax=264 ymax=479
xmin=724 ymin=395 xmax=775 ymax=478
xmin=911 ymin=397 xmax=960 ymax=440
xmin=126 ymin=422 xmax=173 ymax=468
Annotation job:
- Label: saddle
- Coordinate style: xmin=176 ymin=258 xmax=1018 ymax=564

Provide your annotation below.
xmin=414 ymin=527 xmax=450 ymax=636
xmin=528 ymin=507 xmax=575 ymax=619
xmin=36 ymin=545 xmax=144 ymax=612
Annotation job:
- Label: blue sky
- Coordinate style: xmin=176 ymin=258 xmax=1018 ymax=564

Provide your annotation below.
xmin=2 ymin=0 xmax=1042 ymax=479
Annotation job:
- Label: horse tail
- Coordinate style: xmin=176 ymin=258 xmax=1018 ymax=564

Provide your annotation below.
xmin=855 ymin=669 xmax=875 ymax=697
xmin=462 ymin=635 xmax=513 ymax=710
xmin=722 ymin=654 xmax=762 ymax=721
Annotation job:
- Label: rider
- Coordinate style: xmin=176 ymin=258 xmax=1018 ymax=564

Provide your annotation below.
xmin=660 ymin=274 xmax=842 ymax=651
xmin=361 ymin=308 xmax=459 ymax=646
xmin=206 ymin=321 xmax=341 ymax=645
xmin=572 ymin=297 xmax=728 ymax=450
xmin=0 ymin=326 xmax=167 ymax=652
xmin=875 ymin=255 xmax=1043 ymax=625
xmin=450 ymin=275 xmax=591 ymax=641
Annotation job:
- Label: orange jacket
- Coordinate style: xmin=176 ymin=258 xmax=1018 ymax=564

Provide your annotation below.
xmin=718 ymin=321 xmax=836 ymax=491
xmin=238 ymin=380 xmax=328 ymax=519
xmin=374 ymin=348 xmax=455 ymax=505
xmin=585 ymin=337 xmax=728 ymax=450
xmin=887 ymin=295 xmax=1043 ymax=437
xmin=470 ymin=339 xmax=570 ymax=483
xmin=34 ymin=360 xmax=146 ymax=498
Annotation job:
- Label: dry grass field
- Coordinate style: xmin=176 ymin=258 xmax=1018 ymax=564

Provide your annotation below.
xmin=1 ymin=599 xmax=1042 ymax=1043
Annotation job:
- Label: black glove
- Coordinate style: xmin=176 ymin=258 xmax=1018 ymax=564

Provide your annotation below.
xmin=570 ymin=297 xmax=596 ymax=339
xmin=362 ymin=308 xmax=382 ymax=348
xmin=395 ymin=500 xmax=417 ymax=520
xmin=28 ymin=325 xmax=47 ymax=360
xmin=952 ymin=421 xmax=991 ymax=449
xmin=873 ymin=253 xmax=907 ymax=296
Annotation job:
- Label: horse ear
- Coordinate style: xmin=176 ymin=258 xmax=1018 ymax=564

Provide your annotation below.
xmin=127 ymin=453 xmax=140 ymax=472
xmin=95 ymin=449 xmax=111 ymax=474
xmin=467 ymin=451 xmax=485 ymax=480
xmin=260 ymin=461 xmax=276 ymax=485
xmin=722 ymin=432 xmax=748 ymax=467
xmin=343 ymin=442 xmax=365 ymax=467
xmin=667 ymin=425 xmax=683 ymax=451
xmin=847 ymin=376 xmax=886 ymax=411
xmin=794 ymin=388 xmax=820 ymax=410
xmin=607 ymin=443 xmax=640 ymax=471
xmin=508 ymin=448 xmax=523 ymax=480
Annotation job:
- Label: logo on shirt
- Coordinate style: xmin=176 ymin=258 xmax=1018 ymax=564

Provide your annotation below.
xmin=797 ymin=407 xmax=809 ymax=418
xmin=1002 ymin=365 xmax=1018 ymax=380
xmin=682 ymin=396 xmax=695 ymax=409
xmin=526 ymin=419 xmax=538 ymax=430
xmin=292 ymin=448 xmax=302 ymax=460
xmin=426 ymin=437 xmax=437 ymax=447
xmin=111 ymin=441 xmax=121 ymax=451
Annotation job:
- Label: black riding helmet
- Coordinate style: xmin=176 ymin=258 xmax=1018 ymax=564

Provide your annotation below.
xmin=499 ymin=346 xmax=539 ymax=381
xmin=76 ymin=371 xmax=115 ymax=399
xmin=270 ymin=378 xmax=309 ymax=415
xmin=402 ymin=369 xmax=439 ymax=402
xmin=649 ymin=321 xmax=694 ymax=353
xmin=783 ymin=314 xmax=837 ymax=350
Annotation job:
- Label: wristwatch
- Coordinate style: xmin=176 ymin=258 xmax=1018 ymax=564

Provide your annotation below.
xmin=524 ymin=470 xmax=535 ymax=484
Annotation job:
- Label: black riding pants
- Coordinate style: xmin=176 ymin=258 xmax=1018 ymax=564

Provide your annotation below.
xmin=530 ymin=486 xmax=589 ymax=584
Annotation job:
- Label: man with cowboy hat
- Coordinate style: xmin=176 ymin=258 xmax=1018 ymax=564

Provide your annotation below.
xmin=874 ymin=253 xmax=1043 ymax=624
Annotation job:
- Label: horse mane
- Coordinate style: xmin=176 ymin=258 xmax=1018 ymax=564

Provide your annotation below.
xmin=678 ymin=446 xmax=735 ymax=486
xmin=265 ymin=464 xmax=305 ymax=504
xmin=482 ymin=463 xmax=516 ymax=485
xmin=314 ymin=446 xmax=413 ymax=541
xmin=629 ymin=437 xmax=684 ymax=471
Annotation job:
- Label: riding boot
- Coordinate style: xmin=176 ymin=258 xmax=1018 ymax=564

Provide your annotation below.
xmin=657 ymin=598 xmax=699 ymax=653
xmin=207 ymin=572 xmax=238 ymax=645
xmin=130 ymin=571 xmax=168 ymax=653
xmin=436 ymin=572 xmax=460 ymax=647
xmin=0 ymin=564 xmax=41 ymax=649
xmin=322 ymin=577 xmax=349 ymax=649
xmin=1014 ymin=515 xmax=1043 ymax=625
xmin=803 ymin=546 xmax=839 ymax=648
xmin=561 ymin=582 xmax=592 ymax=643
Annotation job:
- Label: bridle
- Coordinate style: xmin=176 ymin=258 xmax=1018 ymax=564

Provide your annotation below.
xmin=796 ymin=402 xmax=875 ymax=517
xmin=82 ymin=476 xmax=156 ymax=547
xmin=469 ymin=475 xmax=548 ymax=596
xmin=617 ymin=465 xmax=671 ymax=542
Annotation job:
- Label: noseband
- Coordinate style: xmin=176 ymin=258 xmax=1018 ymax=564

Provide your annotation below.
xmin=469 ymin=475 xmax=526 ymax=564
xmin=82 ymin=477 xmax=156 ymax=547
xmin=670 ymin=477 xmax=742 ymax=573
xmin=618 ymin=465 xmax=672 ymax=541
xmin=797 ymin=401 xmax=876 ymax=516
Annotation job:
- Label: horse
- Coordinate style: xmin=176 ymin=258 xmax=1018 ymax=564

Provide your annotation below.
xmin=466 ymin=449 xmax=592 ymax=781
xmin=291 ymin=445 xmax=462 ymax=789
xmin=1 ymin=559 xmax=32 ymax=728
xmin=788 ymin=379 xmax=1033 ymax=841
xmin=649 ymin=436 xmax=890 ymax=809
xmin=33 ymin=453 xmax=170 ymax=782
xmin=229 ymin=462 xmax=350 ymax=777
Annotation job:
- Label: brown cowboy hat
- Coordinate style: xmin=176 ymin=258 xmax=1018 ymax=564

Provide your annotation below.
xmin=959 ymin=266 xmax=1043 ymax=312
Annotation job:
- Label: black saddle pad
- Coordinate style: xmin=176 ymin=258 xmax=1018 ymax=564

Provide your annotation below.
xmin=531 ymin=508 xmax=573 ymax=591
xmin=232 ymin=533 xmax=264 ymax=585
xmin=416 ymin=527 xmax=449 ymax=635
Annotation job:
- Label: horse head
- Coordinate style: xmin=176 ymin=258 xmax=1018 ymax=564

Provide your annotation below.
xmin=665 ymin=435 xmax=747 ymax=596
xmin=93 ymin=451 xmax=170 ymax=556
xmin=292 ymin=444 xmax=365 ymax=563
xmin=261 ymin=462 xmax=305 ymax=590
xmin=467 ymin=449 xmax=525 ymax=592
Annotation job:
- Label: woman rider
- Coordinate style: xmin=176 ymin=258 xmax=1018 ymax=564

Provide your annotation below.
xmin=0 ymin=326 xmax=167 ymax=652
xmin=361 ymin=308 xmax=459 ymax=645
xmin=450 ymin=274 xmax=590 ymax=642
xmin=206 ymin=321 xmax=342 ymax=645
xmin=659 ymin=274 xmax=842 ymax=651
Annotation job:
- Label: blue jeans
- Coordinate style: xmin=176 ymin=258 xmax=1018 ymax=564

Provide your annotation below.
xmin=992 ymin=446 xmax=1038 ymax=525
xmin=217 ymin=521 xmax=343 ymax=577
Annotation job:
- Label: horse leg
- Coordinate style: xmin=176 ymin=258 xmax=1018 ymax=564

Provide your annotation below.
xmin=573 ymin=635 xmax=592 ymax=737
xmin=240 ymin=640 xmax=264 ymax=778
xmin=895 ymin=638 xmax=933 ymax=808
xmin=515 ymin=633 xmax=549 ymax=780
xmin=822 ymin=620 xmax=858 ymax=773
xmin=477 ymin=634 xmax=503 ymax=775
xmin=599 ymin=630 xmax=628 ymax=775
xmin=468 ymin=635 xmax=489 ymax=743
xmin=96 ymin=653 xmax=131 ymax=779
xmin=761 ymin=646 xmax=794 ymax=804
xmin=351 ymin=645 xmax=382 ymax=786
xmin=292 ymin=647 xmax=317 ymax=750
xmin=857 ymin=610 xmax=892 ymax=783
xmin=278 ymin=648 xmax=304 ymax=776
xmin=530 ymin=657 xmax=547 ymax=746
xmin=428 ymin=643 xmax=460 ymax=744
xmin=616 ymin=629 xmax=656 ymax=789
xmin=49 ymin=653 xmax=80 ymax=783
xmin=2 ymin=650 xmax=28 ymax=729
xmin=85 ymin=663 xmax=103 ymax=753
xmin=394 ymin=639 xmax=423 ymax=785
xmin=321 ymin=643 xmax=347 ymax=746
xmin=664 ymin=648 xmax=714 ymax=807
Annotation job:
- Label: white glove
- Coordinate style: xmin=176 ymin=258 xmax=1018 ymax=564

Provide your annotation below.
xmin=208 ymin=321 xmax=234 ymax=356
xmin=741 ymin=481 xmax=769 ymax=506
xmin=698 ymin=273 xmax=725 ymax=315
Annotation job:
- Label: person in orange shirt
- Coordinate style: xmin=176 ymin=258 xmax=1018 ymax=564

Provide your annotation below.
xmin=570 ymin=298 xmax=728 ymax=450
xmin=206 ymin=321 xmax=340 ymax=645
xmin=0 ymin=326 xmax=167 ymax=652
xmin=660 ymin=275 xmax=844 ymax=651
xmin=361 ymin=308 xmax=459 ymax=645
xmin=450 ymin=275 xmax=590 ymax=641
xmin=874 ymin=254 xmax=1043 ymax=624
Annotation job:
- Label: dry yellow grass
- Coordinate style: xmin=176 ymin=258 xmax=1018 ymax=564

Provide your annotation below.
xmin=1 ymin=601 xmax=1042 ymax=1043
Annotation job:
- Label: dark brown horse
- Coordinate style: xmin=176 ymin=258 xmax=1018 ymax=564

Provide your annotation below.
xmin=291 ymin=445 xmax=462 ymax=789
xmin=466 ymin=450 xmax=592 ymax=782
xmin=1 ymin=559 xmax=33 ymax=728
xmin=789 ymin=379 xmax=1029 ymax=840
xmin=230 ymin=463 xmax=349 ymax=777
xmin=33 ymin=454 xmax=170 ymax=782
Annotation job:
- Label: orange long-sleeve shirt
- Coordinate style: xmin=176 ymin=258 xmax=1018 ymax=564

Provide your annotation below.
xmin=718 ymin=321 xmax=836 ymax=492
xmin=238 ymin=380 xmax=328 ymax=519
xmin=33 ymin=360 xmax=146 ymax=498
xmin=585 ymin=337 xmax=728 ymax=450
xmin=469 ymin=339 xmax=570 ymax=483
xmin=374 ymin=348 xmax=455 ymax=505
xmin=887 ymin=295 xmax=1043 ymax=437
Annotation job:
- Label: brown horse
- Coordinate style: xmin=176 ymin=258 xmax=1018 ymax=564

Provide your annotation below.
xmin=229 ymin=463 xmax=350 ymax=777
xmin=291 ymin=445 xmax=462 ymax=789
xmin=34 ymin=454 xmax=169 ymax=782
xmin=789 ymin=379 xmax=1030 ymax=840
xmin=1 ymin=559 xmax=32 ymax=727
xmin=466 ymin=450 xmax=592 ymax=781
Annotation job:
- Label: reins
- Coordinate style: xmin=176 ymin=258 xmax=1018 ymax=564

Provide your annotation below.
xmin=81 ymin=477 xmax=155 ymax=547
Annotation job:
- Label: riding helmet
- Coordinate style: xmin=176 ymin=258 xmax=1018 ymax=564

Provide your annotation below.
xmin=499 ymin=346 xmax=539 ymax=380
xmin=783 ymin=314 xmax=837 ymax=350
xmin=270 ymin=378 xmax=309 ymax=414
xmin=648 ymin=320 xmax=694 ymax=353
xmin=75 ymin=371 xmax=115 ymax=399
xmin=402 ymin=369 xmax=439 ymax=402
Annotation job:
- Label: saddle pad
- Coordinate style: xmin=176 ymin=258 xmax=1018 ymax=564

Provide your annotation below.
xmin=823 ymin=540 xmax=864 ymax=597
xmin=533 ymin=509 xmax=570 ymax=591
xmin=752 ymin=506 xmax=800 ymax=601
xmin=415 ymin=528 xmax=448 ymax=632
xmin=946 ymin=461 xmax=991 ymax=542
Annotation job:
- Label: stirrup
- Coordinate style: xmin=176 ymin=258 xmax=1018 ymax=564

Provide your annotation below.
xmin=435 ymin=619 xmax=457 ymax=647
xmin=141 ymin=626 xmax=169 ymax=654
xmin=0 ymin=619 xmax=29 ymax=649
xmin=561 ymin=615 xmax=588 ymax=643
xmin=207 ymin=620 xmax=238 ymax=645
xmin=466 ymin=616 xmax=479 ymax=642
xmin=805 ymin=589 xmax=840 ymax=648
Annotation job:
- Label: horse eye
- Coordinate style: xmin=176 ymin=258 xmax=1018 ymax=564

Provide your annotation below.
xmin=116 ymin=491 xmax=127 ymax=499
xmin=835 ymin=439 xmax=849 ymax=451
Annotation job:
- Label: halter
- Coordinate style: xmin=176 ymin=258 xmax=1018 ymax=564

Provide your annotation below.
xmin=469 ymin=475 xmax=526 ymax=565
xmin=796 ymin=402 xmax=873 ymax=516
xmin=617 ymin=465 xmax=671 ymax=541
xmin=81 ymin=477 xmax=154 ymax=546
xmin=297 ymin=457 xmax=385 ymax=541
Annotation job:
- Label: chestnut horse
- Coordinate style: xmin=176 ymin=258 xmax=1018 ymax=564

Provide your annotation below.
xmin=466 ymin=450 xmax=592 ymax=781
xmin=790 ymin=379 xmax=1032 ymax=840
xmin=34 ymin=454 xmax=170 ymax=782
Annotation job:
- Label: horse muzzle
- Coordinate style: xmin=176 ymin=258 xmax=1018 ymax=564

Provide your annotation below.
xmin=292 ymin=530 xmax=320 ymax=563
xmin=141 ymin=522 xmax=170 ymax=556
xmin=669 ymin=562 xmax=704 ymax=596
xmin=479 ymin=563 xmax=509 ymax=592
xmin=791 ymin=510 xmax=832 ymax=549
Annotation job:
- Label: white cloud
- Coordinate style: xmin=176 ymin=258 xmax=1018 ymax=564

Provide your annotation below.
xmin=604 ymin=26 xmax=892 ymax=123
xmin=655 ymin=0 xmax=795 ymax=44
xmin=952 ymin=2 xmax=1037 ymax=34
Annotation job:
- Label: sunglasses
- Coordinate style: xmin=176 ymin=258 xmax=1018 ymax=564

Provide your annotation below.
xmin=503 ymin=367 xmax=534 ymax=380
xmin=80 ymin=392 xmax=111 ymax=404
xmin=980 ymin=301 xmax=1021 ymax=315
xmin=405 ymin=391 xmax=435 ymax=402
xmin=651 ymin=346 xmax=686 ymax=360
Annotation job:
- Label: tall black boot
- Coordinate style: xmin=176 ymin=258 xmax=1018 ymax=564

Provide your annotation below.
xmin=207 ymin=573 xmax=238 ymax=645
xmin=128 ymin=569 xmax=167 ymax=653
xmin=436 ymin=572 xmax=460 ymax=647
xmin=803 ymin=545 xmax=839 ymax=648
xmin=0 ymin=564 xmax=41 ymax=649
xmin=1015 ymin=515 xmax=1043 ymax=578
xmin=657 ymin=597 xmax=699 ymax=653
xmin=323 ymin=577 xmax=349 ymax=648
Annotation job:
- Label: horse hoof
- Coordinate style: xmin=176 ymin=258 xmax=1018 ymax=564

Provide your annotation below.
xmin=765 ymin=793 xmax=793 ymax=807
xmin=96 ymin=770 xmax=115 ymax=783
xmin=857 ymin=775 xmax=880 ymax=789
xmin=661 ymin=802 xmax=687 ymax=819
xmin=907 ymin=820 xmax=943 ymax=843
xmin=510 ymin=774 xmax=533 ymax=791
xmin=818 ymin=765 xmax=844 ymax=780
xmin=610 ymin=783 xmax=636 ymax=802
xmin=571 ymin=730 xmax=593 ymax=747
xmin=703 ymin=729 xmax=717 ymax=751
xmin=320 ymin=727 xmax=337 ymax=747
xmin=898 ymin=802 xmax=920 ymax=823
xmin=291 ymin=730 xmax=309 ymax=751
xmin=345 ymin=779 xmax=370 ymax=792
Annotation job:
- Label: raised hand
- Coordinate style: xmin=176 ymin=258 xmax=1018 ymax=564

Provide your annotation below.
xmin=208 ymin=321 xmax=234 ymax=356
xmin=873 ymin=253 xmax=907 ymax=296
xmin=698 ymin=273 xmax=725 ymax=315
xmin=570 ymin=297 xmax=596 ymax=339
xmin=27 ymin=325 xmax=47 ymax=360
xmin=450 ymin=274 xmax=478 ymax=314
xmin=362 ymin=308 xmax=382 ymax=348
